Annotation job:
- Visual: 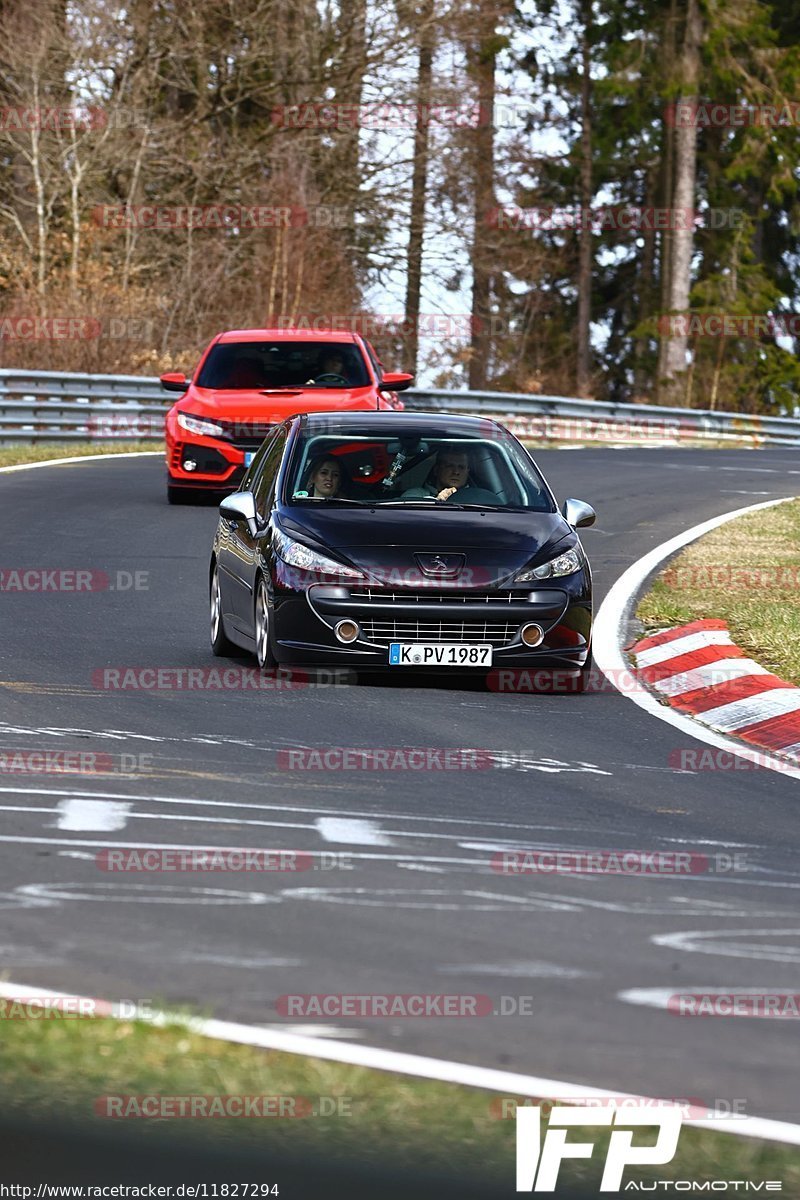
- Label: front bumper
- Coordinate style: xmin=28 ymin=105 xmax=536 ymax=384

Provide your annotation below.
xmin=269 ymin=568 xmax=592 ymax=670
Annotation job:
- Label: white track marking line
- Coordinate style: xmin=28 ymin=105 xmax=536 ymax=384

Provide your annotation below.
xmin=592 ymin=495 xmax=800 ymax=779
xmin=55 ymin=798 xmax=131 ymax=831
xmin=0 ymin=785 xmax=621 ymax=833
xmin=0 ymin=451 xmax=160 ymax=475
xmin=652 ymin=658 xmax=769 ymax=697
xmin=0 ymin=980 xmax=797 ymax=1146
xmin=634 ymin=629 xmax=733 ymax=667
xmin=314 ymin=818 xmax=391 ymax=845
xmin=652 ymin=928 xmax=800 ymax=964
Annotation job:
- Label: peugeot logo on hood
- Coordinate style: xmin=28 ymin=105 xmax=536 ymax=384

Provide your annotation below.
xmin=414 ymin=553 xmax=466 ymax=577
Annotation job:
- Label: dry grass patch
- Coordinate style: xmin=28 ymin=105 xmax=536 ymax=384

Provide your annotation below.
xmin=637 ymin=498 xmax=800 ymax=681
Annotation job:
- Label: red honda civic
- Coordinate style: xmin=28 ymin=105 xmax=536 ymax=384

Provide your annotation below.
xmin=162 ymin=328 xmax=413 ymax=503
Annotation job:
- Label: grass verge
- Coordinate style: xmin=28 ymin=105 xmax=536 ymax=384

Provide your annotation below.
xmin=0 ymin=1016 xmax=797 ymax=1189
xmin=0 ymin=441 xmax=162 ymax=468
xmin=636 ymin=497 xmax=800 ymax=683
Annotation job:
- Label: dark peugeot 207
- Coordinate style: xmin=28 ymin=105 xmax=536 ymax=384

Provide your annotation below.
xmin=209 ymin=412 xmax=595 ymax=684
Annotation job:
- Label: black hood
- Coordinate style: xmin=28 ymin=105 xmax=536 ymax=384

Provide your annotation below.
xmin=277 ymin=505 xmax=574 ymax=584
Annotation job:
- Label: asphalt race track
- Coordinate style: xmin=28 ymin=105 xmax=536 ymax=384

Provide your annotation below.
xmin=1 ymin=448 xmax=799 ymax=1125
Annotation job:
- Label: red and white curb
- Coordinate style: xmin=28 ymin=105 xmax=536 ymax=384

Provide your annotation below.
xmin=593 ymin=495 xmax=800 ymax=780
xmin=630 ymin=619 xmax=800 ymax=763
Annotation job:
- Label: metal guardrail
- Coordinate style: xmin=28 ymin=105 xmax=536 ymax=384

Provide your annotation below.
xmin=2 ymin=368 xmax=800 ymax=447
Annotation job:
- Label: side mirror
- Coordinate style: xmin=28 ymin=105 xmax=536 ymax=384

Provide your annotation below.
xmin=219 ymin=491 xmax=263 ymax=539
xmin=160 ymin=372 xmax=190 ymax=393
xmin=380 ymin=372 xmax=414 ymax=391
xmin=562 ymin=498 xmax=596 ymax=528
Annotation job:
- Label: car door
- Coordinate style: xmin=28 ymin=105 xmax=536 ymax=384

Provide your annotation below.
xmin=227 ymin=425 xmax=288 ymax=632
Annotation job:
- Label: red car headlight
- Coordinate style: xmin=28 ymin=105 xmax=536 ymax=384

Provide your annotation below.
xmin=177 ymin=411 xmax=225 ymax=438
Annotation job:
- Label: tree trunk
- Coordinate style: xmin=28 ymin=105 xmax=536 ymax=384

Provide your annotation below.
xmin=658 ymin=0 xmax=702 ymax=405
xmin=575 ymin=0 xmax=593 ymax=398
xmin=404 ymin=0 xmax=435 ymax=378
xmin=467 ymin=2 xmax=498 ymax=391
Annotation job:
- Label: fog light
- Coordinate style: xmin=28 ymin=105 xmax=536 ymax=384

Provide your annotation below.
xmin=334 ymin=619 xmax=360 ymax=644
xmin=520 ymin=623 xmax=544 ymax=647
xmin=183 ymin=459 xmax=197 ymax=472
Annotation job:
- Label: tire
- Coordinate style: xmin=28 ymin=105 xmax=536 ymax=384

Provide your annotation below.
xmin=210 ymin=565 xmax=236 ymax=657
xmin=254 ymin=576 xmax=278 ymax=670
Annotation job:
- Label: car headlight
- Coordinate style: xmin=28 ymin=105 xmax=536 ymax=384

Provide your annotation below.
xmin=274 ymin=529 xmax=364 ymax=579
xmin=177 ymin=411 xmax=225 ymax=438
xmin=515 ymin=546 xmax=584 ymax=582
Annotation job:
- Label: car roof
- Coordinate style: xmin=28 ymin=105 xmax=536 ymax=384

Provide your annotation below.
xmin=217 ymin=328 xmax=362 ymax=344
xmin=296 ymin=411 xmax=507 ymax=435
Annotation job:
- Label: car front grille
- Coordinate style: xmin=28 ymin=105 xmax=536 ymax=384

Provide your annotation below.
xmin=359 ymin=619 xmax=518 ymax=646
xmin=350 ymin=588 xmax=529 ymax=605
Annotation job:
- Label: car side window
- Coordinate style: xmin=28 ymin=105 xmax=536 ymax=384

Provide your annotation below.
xmin=241 ymin=432 xmax=276 ymax=492
xmin=364 ymin=340 xmax=383 ymax=383
xmin=252 ymin=428 xmax=288 ymax=515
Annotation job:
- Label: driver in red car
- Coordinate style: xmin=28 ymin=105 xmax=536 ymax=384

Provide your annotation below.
xmin=307 ymin=350 xmax=350 ymax=385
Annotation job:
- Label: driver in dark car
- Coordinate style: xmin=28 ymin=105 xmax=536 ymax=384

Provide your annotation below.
xmin=401 ymin=445 xmax=470 ymax=501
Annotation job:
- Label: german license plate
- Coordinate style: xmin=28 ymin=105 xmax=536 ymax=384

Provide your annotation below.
xmin=244 ymin=452 xmax=255 ymax=467
xmin=389 ymin=643 xmax=492 ymax=667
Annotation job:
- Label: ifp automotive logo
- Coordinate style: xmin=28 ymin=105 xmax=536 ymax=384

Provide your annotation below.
xmin=515 ymin=1104 xmax=682 ymax=1192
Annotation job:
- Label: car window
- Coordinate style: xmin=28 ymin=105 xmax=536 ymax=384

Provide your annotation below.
xmin=252 ymin=427 xmax=288 ymax=514
xmin=284 ymin=429 xmax=554 ymax=511
xmin=364 ymin=340 xmax=383 ymax=382
xmin=241 ymin=429 xmax=280 ymax=492
xmin=195 ymin=341 xmax=370 ymax=389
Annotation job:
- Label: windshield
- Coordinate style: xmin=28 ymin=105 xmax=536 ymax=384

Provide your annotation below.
xmin=284 ymin=427 xmax=555 ymax=511
xmin=196 ymin=341 xmax=370 ymax=389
